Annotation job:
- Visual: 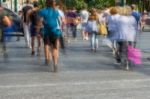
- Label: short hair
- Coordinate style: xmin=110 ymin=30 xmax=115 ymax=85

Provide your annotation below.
xmin=46 ymin=0 xmax=56 ymax=7
xmin=131 ymin=4 xmax=136 ymax=10
xmin=117 ymin=6 xmax=123 ymax=15
xmin=26 ymin=0 xmax=30 ymax=3
xmin=110 ymin=7 xmax=118 ymax=15
xmin=33 ymin=1 xmax=39 ymax=7
xmin=120 ymin=6 xmax=132 ymax=16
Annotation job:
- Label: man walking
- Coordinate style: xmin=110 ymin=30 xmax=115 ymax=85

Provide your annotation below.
xmin=38 ymin=0 xmax=61 ymax=72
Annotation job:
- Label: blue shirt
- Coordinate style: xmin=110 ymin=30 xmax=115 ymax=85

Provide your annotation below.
xmin=131 ymin=11 xmax=141 ymax=23
xmin=39 ymin=7 xmax=60 ymax=36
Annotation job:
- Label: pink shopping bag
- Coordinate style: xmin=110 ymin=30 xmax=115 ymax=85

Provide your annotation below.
xmin=127 ymin=45 xmax=142 ymax=65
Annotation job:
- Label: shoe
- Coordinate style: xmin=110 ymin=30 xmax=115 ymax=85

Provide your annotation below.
xmin=31 ymin=51 xmax=35 ymax=56
xmin=53 ymin=64 xmax=58 ymax=72
xmin=37 ymin=49 xmax=41 ymax=56
xmin=91 ymin=48 xmax=94 ymax=52
xmin=116 ymin=58 xmax=121 ymax=63
xmin=67 ymin=40 xmax=70 ymax=43
xmin=37 ymin=52 xmax=41 ymax=56
xmin=44 ymin=59 xmax=50 ymax=66
xmin=85 ymin=37 xmax=89 ymax=40
xmin=147 ymin=57 xmax=150 ymax=61
xmin=112 ymin=49 xmax=116 ymax=55
xmin=123 ymin=60 xmax=130 ymax=71
xmin=125 ymin=65 xmax=130 ymax=71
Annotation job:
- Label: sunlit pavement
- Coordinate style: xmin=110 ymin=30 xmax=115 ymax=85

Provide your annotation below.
xmin=0 ymin=31 xmax=150 ymax=99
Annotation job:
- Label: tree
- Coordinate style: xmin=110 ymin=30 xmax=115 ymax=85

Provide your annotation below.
xmin=38 ymin=0 xmax=116 ymax=10
xmin=65 ymin=0 xmax=87 ymax=10
xmin=38 ymin=0 xmax=46 ymax=8
xmin=88 ymin=0 xmax=115 ymax=9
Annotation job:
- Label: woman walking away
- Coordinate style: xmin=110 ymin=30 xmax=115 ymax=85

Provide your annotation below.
xmin=116 ymin=6 xmax=137 ymax=70
xmin=80 ymin=6 xmax=89 ymax=40
xmin=107 ymin=7 xmax=120 ymax=57
xmin=86 ymin=8 xmax=99 ymax=52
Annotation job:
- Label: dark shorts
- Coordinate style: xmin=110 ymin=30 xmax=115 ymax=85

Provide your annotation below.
xmin=30 ymin=25 xmax=37 ymax=37
xmin=43 ymin=34 xmax=60 ymax=48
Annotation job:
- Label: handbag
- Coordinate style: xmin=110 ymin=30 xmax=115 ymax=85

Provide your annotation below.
xmin=127 ymin=45 xmax=142 ymax=65
xmin=98 ymin=23 xmax=107 ymax=36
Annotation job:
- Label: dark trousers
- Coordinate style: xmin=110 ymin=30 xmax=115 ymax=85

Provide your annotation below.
xmin=70 ymin=25 xmax=77 ymax=38
xmin=115 ymin=41 xmax=134 ymax=63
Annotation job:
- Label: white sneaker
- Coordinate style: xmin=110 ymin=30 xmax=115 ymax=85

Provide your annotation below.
xmin=85 ymin=37 xmax=89 ymax=40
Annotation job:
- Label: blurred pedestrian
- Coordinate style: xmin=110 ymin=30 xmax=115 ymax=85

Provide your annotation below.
xmin=27 ymin=1 xmax=42 ymax=56
xmin=107 ymin=7 xmax=120 ymax=55
xmin=86 ymin=8 xmax=99 ymax=52
xmin=0 ymin=3 xmax=12 ymax=56
xmin=80 ymin=6 xmax=89 ymax=40
xmin=131 ymin=4 xmax=141 ymax=23
xmin=140 ymin=10 xmax=148 ymax=31
xmin=16 ymin=10 xmax=23 ymax=41
xmin=56 ymin=4 xmax=66 ymax=51
xmin=22 ymin=0 xmax=33 ymax=48
xmin=131 ymin=4 xmax=141 ymax=47
xmin=66 ymin=7 xmax=79 ymax=40
xmin=38 ymin=0 xmax=62 ymax=72
xmin=116 ymin=6 xmax=137 ymax=70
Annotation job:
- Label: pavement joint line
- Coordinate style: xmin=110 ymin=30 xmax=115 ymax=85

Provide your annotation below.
xmin=0 ymin=79 xmax=150 ymax=89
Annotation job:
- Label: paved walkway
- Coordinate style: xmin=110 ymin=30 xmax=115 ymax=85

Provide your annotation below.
xmin=0 ymin=32 xmax=150 ymax=99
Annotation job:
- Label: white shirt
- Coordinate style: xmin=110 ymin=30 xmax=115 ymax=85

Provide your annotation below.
xmin=57 ymin=9 xmax=65 ymax=29
xmin=99 ymin=13 xmax=106 ymax=24
xmin=117 ymin=16 xmax=137 ymax=42
xmin=58 ymin=9 xmax=65 ymax=17
xmin=80 ymin=10 xmax=89 ymax=23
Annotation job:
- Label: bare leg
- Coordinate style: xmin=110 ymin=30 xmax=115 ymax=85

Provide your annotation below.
xmin=85 ymin=32 xmax=89 ymax=40
xmin=82 ymin=30 xmax=85 ymax=40
xmin=52 ymin=39 xmax=60 ymax=72
xmin=31 ymin=36 xmax=35 ymax=55
xmin=37 ymin=34 xmax=42 ymax=55
xmin=44 ymin=44 xmax=51 ymax=65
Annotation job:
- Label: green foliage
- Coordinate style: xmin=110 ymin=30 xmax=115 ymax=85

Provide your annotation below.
xmin=38 ymin=0 xmax=46 ymax=8
xmin=75 ymin=0 xmax=88 ymax=10
xmin=38 ymin=0 xmax=115 ymax=10
xmin=65 ymin=0 xmax=87 ymax=10
xmin=3 ymin=0 xmax=6 ymax=2
xmin=88 ymin=0 xmax=115 ymax=9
